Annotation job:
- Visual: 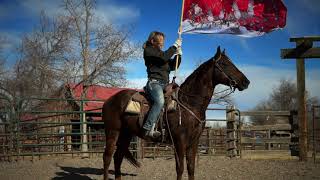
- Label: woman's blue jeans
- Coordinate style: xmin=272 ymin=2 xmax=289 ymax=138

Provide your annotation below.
xmin=143 ymin=79 xmax=166 ymax=131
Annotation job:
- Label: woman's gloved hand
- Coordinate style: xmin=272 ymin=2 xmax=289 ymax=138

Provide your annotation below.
xmin=173 ymin=38 xmax=182 ymax=48
xmin=177 ymin=47 xmax=182 ymax=55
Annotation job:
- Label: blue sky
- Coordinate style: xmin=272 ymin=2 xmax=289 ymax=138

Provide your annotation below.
xmin=0 ymin=0 xmax=319 ymax=117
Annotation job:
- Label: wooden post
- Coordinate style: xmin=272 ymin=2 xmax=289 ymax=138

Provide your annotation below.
xmin=281 ymin=36 xmax=320 ymax=161
xmin=206 ymin=128 xmax=211 ymax=154
xmin=67 ymin=135 xmax=72 ymax=152
xmin=81 ymin=112 xmax=89 ymax=157
xmin=67 ymin=124 xmax=72 ymax=151
xmin=81 ymin=101 xmax=89 ymax=158
xmin=153 ymin=144 xmax=156 ymax=159
xmin=252 ymin=131 xmax=255 ymax=150
xmin=238 ymin=120 xmax=242 ymax=158
xmin=312 ymin=106 xmax=315 ymax=163
xmin=297 ymin=58 xmax=308 ymax=161
xmin=135 ymin=137 xmax=141 ymax=159
xmin=267 ymin=129 xmax=271 ymax=150
xmin=219 ymin=128 xmax=221 ymax=148
xmin=226 ymin=106 xmax=237 ymax=157
xmin=136 ymin=138 xmax=143 ymax=159
xmin=88 ymin=127 xmax=92 ymax=155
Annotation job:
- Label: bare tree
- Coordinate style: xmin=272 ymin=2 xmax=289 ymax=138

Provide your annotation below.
xmin=0 ymin=11 xmax=74 ymax=116
xmin=63 ymin=0 xmax=138 ymax=87
xmin=0 ymin=35 xmax=17 ymax=123
xmin=269 ymin=79 xmax=298 ymax=110
xmin=10 ymin=11 xmax=72 ymax=98
xmin=0 ymin=35 xmax=7 ymax=81
xmin=2 ymin=0 xmax=138 ymax=98
xmin=251 ymin=78 xmax=319 ymax=125
xmin=0 ymin=0 xmax=139 ymax=115
xmin=0 ymin=59 xmax=4 ymax=79
xmin=0 ymin=35 xmax=12 ymax=101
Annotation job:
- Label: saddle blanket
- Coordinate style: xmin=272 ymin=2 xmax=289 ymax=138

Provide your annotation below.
xmin=125 ymin=99 xmax=177 ymax=114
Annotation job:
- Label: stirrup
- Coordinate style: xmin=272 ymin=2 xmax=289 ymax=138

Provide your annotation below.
xmin=144 ymin=124 xmax=161 ymax=139
xmin=145 ymin=130 xmax=161 ymax=138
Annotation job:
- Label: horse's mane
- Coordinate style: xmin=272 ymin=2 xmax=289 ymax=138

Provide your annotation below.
xmin=180 ymin=58 xmax=214 ymax=89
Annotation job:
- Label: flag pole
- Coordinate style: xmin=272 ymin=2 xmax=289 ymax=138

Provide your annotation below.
xmin=173 ymin=0 xmax=185 ymax=82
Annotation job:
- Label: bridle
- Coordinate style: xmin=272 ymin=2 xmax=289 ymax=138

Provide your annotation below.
xmin=178 ymin=53 xmax=237 ymax=101
xmin=214 ymin=53 xmax=238 ymax=93
xmin=172 ymin=53 xmax=239 ymax=125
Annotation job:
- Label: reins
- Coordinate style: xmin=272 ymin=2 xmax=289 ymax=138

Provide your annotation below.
xmin=173 ymin=92 xmax=204 ymax=123
xmin=178 ymin=84 xmax=234 ymax=100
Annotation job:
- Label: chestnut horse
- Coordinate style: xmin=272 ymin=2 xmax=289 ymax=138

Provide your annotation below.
xmin=102 ymin=46 xmax=250 ymax=180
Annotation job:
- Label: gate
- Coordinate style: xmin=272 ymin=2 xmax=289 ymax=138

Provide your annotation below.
xmin=240 ymin=110 xmax=294 ymax=159
xmin=0 ymin=97 xmax=108 ymax=161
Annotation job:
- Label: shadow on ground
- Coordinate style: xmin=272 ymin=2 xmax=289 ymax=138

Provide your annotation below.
xmin=52 ymin=166 xmax=137 ymax=180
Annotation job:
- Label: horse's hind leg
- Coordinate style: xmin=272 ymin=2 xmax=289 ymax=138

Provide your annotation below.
xmin=104 ymin=130 xmax=119 ymax=180
xmin=113 ymin=130 xmax=132 ymax=180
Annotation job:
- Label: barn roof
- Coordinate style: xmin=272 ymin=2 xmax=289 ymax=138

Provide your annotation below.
xmin=20 ymin=84 xmax=140 ymax=122
xmin=67 ymin=83 xmax=136 ymax=113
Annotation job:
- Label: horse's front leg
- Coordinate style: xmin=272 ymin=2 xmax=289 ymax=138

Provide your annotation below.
xmin=186 ymin=141 xmax=199 ymax=180
xmin=174 ymin=137 xmax=186 ymax=180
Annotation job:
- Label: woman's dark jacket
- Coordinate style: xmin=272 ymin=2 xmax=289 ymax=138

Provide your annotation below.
xmin=144 ymin=45 xmax=182 ymax=83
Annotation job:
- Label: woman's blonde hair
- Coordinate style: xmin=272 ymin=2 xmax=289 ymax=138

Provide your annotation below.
xmin=143 ymin=31 xmax=165 ymax=49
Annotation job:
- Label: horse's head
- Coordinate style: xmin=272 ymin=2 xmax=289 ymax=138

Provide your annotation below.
xmin=213 ymin=46 xmax=250 ymax=91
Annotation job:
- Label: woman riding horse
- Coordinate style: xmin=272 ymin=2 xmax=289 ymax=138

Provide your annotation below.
xmin=102 ymin=46 xmax=250 ymax=180
xmin=142 ymin=31 xmax=182 ymax=139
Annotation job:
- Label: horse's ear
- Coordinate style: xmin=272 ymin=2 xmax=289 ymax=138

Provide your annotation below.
xmin=222 ymin=49 xmax=226 ymax=55
xmin=217 ymin=46 xmax=221 ymax=54
xmin=214 ymin=46 xmax=221 ymax=60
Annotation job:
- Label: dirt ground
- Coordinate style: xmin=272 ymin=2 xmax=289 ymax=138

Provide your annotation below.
xmin=0 ymin=155 xmax=319 ymax=180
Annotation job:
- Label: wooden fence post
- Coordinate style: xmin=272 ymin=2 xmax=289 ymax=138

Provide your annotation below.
xmin=81 ymin=101 xmax=89 ymax=157
xmin=206 ymin=129 xmax=211 ymax=154
xmin=136 ymin=138 xmax=143 ymax=159
xmin=297 ymin=58 xmax=308 ymax=161
xmin=266 ymin=129 xmax=271 ymax=150
xmin=226 ymin=106 xmax=237 ymax=157
xmin=281 ymin=36 xmax=320 ymax=161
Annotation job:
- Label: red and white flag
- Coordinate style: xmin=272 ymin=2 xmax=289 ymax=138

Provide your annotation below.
xmin=181 ymin=0 xmax=287 ymax=37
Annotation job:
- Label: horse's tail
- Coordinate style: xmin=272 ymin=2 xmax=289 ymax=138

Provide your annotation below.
xmin=102 ymin=89 xmax=141 ymax=168
xmin=124 ymin=148 xmax=141 ymax=168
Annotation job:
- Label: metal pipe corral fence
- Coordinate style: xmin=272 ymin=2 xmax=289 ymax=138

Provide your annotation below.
xmin=1 ymin=97 xmax=319 ymax=161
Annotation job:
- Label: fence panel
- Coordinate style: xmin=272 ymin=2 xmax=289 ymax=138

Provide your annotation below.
xmin=3 ymin=98 xmax=317 ymax=161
